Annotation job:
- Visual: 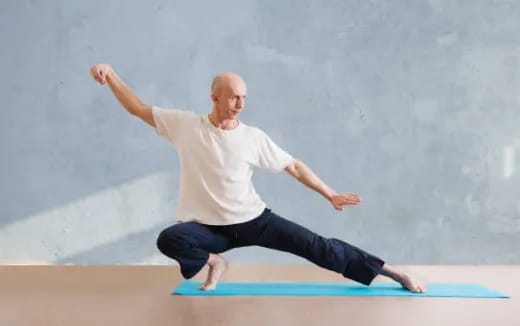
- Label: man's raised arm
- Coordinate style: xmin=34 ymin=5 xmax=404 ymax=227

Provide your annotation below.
xmin=90 ymin=64 xmax=155 ymax=127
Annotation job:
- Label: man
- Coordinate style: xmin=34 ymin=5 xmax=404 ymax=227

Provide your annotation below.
xmin=90 ymin=64 xmax=427 ymax=293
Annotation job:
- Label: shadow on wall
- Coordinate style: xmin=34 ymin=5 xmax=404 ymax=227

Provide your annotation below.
xmin=0 ymin=127 xmax=178 ymax=228
xmin=55 ymin=224 xmax=169 ymax=264
xmin=0 ymin=171 xmax=179 ymax=264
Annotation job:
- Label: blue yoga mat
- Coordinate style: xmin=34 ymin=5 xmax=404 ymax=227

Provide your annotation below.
xmin=173 ymin=280 xmax=509 ymax=298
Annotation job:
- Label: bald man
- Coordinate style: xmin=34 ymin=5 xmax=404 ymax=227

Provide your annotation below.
xmin=90 ymin=64 xmax=427 ymax=293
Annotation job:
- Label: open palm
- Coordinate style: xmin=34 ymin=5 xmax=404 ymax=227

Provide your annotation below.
xmin=329 ymin=193 xmax=361 ymax=211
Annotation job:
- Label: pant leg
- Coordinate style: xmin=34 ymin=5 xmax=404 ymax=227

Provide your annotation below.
xmin=156 ymin=222 xmax=234 ymax=279
xmin=252 ymin=210 xmax=385 ymax=286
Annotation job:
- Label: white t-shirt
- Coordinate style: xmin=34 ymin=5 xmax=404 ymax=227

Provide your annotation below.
xmin=152 ymin=106 xmax=294 ymax=225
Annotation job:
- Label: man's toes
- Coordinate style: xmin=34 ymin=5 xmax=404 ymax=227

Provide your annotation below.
xmin=199 ymin=282 xmax=217 ymax=291
xmin=201 ymin=283 xmax=216 ymax=291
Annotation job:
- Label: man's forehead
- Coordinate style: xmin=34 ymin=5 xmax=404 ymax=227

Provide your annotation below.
xmin=230 ymin=80 xmax=247 ymax=93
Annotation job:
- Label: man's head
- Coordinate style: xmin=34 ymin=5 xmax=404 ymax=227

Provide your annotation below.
xmin=210 ymin=72 xmax=247 ymax=119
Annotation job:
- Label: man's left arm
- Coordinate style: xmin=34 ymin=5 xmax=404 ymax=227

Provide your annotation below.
xmin=284 ymin=159 xmax=361 ymax=211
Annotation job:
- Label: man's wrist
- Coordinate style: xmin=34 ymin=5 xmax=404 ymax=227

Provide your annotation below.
xmin=324 ymin=189 xmax=337 ymax=201
xmin=105 ymin=67 xmax=116 ymax=81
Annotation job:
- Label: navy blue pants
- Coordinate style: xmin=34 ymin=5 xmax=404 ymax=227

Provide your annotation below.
xmin=156 ymin=208 xmax=385 ymax=286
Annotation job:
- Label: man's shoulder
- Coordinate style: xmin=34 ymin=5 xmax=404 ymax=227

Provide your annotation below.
xmin=157 ymin=106 xmax=201 ymax=121
xmin=175 ymin=108 xmax=200 ymax=118
xmin=152 ymin=106 xmax=202 ymax=132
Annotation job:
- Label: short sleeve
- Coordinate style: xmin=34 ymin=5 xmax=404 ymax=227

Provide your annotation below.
xmin=253 ymin=129 xmax=294 ymax=172
xmin=152 ymin=105 xmax=193 ymax=147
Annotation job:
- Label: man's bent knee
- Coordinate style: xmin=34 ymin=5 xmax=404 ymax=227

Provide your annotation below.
xmin=156 ymin=227 xmax=191 ymax=257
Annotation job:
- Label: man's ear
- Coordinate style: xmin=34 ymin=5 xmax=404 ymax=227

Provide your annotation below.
xmin=210 ymin=93 xmax=217 ymax=104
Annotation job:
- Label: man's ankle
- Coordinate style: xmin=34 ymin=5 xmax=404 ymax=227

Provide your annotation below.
xmin=207 ymin=253 xmax=222 ymax=267
xmin=381 ymin=264 xmax=403 ymax=282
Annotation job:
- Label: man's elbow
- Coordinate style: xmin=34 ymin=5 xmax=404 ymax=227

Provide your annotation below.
xmin=133 ymin=104 xmax=156 ymax=127
xmin=285 ymin=159 xmax=302 ymax=178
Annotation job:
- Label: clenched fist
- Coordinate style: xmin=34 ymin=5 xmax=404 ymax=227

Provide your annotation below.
xmin=90 ymin=64 xmax=113 ymax=85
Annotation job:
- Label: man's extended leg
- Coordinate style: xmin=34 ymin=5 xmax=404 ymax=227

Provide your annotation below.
xmin=156 ymin=222 xmax=234 ymax=290
xmin=235 ymin=210 xmax=383 ymax=285
xmin=250 ymin=210 xmax=426 ymax=292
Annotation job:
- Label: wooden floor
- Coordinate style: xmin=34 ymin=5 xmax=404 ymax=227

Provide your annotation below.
xmin=0 ymin=265 xmax=517 ymax=326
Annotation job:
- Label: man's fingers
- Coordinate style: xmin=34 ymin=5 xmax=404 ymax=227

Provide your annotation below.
xmin=333 ymin=198 xmax=360 ymax=207
xmin=334 ymin=201 xmax=358 ymax=208
xmin=91 ymin=68 xmax=101 ymax=82
xmin=337 ymin=197 xmax=360 ymax=204
xmin=345 ymin=195 xmax=361 ymax=203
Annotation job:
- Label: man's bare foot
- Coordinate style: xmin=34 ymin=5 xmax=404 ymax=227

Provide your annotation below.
xmin=198 ymin=253 xmax=228 ymax=291
xmin=380 ymin=263 xmax=427 ymax=293
xmin=398 ymin=272 xmax=427 ymax=293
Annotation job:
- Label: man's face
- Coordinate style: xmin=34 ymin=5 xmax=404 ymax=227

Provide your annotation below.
xmin=212 ymin=78 xmax=247 ymax=119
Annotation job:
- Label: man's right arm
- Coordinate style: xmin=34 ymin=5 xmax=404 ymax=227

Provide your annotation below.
xmin=90 ymin=64 xmax=155 ymax=128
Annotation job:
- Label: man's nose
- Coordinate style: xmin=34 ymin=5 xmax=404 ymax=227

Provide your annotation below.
xmin=236 ymin=99 xmax=244 ymax=108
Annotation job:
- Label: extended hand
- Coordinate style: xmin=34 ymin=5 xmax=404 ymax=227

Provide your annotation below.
xmin=329 ymin=193 xmax=361 ymax=211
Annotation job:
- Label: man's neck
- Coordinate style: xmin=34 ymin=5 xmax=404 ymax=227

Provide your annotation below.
xmin=208 ymin=112 xmax=239 ymax=130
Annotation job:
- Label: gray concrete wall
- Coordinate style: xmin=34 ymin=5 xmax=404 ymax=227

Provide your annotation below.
xmin=1 ymin=0 xmax=519 ymax=265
